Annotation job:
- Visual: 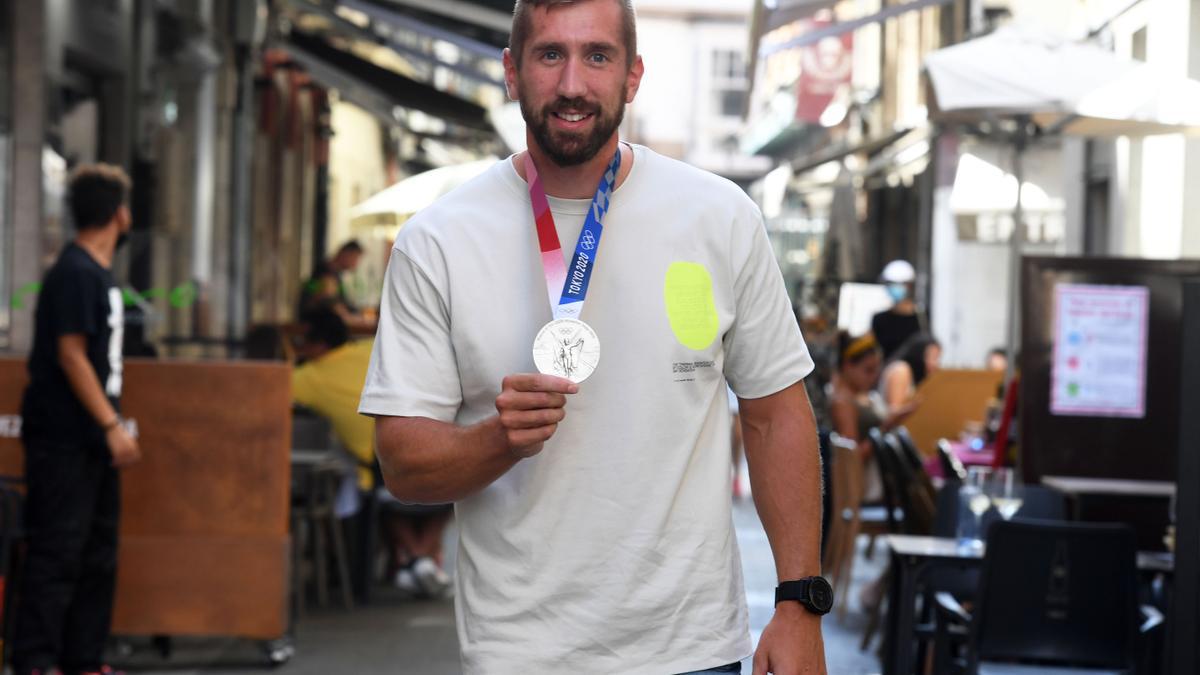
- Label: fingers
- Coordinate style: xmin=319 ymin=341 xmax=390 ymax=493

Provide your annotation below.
xmin=753 ymin=646 xmax=769 ymax=675
xmin=497 ymin=373 xmax=576 ymax=458
xmin=502 ymin=373 xmax=579 ymax=395
xmin=499 ymin=407 xmax=566 ymax=430
xmin=507 ymin=425 xmax=557 ymax=449
xmin=495 ymin=390 xmax=568 ymax=412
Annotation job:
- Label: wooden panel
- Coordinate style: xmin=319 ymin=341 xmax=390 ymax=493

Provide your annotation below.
xmin=0 ymin=358 xmax=28 ymax=477
xmin=0 ymin=357 xmax=291 ymax=639
xmin=112 ymin=535 xmax=290 ymax=639
xmin=119 ymin=359 xmax=292 ymax=536
xmin=902 ymin=369 xmax=1004 ymax=456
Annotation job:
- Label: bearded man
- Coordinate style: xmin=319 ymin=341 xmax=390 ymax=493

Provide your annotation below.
xmin=359 ymin=2 xmax=829 ymax=673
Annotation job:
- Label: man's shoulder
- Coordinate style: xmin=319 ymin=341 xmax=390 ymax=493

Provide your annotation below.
xmin=632 ymin=145 xmax=758 ymax=214
xmin=42 ymin=246 xmax=101 ymax=289
xmin=392 ymin=159 xmax=519 ymax=257
xmin=635 ymin=146 xmax=753 ymax=196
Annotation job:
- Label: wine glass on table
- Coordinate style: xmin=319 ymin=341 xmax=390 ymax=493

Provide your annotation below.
xmin=988 ymin=467 xmax=1024 ymax=521
xmin=958 ymin=467 xmax=992 ymax=552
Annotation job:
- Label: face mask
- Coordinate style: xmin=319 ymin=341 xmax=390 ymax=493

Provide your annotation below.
xmin=887 ymin=283 xmax=907 ymax=302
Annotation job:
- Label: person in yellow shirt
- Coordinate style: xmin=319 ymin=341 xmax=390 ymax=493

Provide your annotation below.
xmin=291 ymin=312 xmax=376 ymax=490
xmin=290 ymin=308 xmax=452 ymax=598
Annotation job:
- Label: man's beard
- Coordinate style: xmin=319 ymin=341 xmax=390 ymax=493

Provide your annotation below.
xmin=520 ymin=90 xmax=626 ymax=167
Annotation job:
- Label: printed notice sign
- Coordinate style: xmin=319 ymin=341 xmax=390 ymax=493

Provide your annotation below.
xmin=1050 ymin=284 xmax=1149 ymax=418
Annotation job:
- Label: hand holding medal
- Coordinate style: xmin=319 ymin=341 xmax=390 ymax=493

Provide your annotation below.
xmin=524 ymin=150 xmax=620 ymax=384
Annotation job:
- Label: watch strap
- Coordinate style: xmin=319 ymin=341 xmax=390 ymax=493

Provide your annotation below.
xmin=775 ymin=579 xmax=811 ymax=606
xmin=775 ymin=576 xmax=834 ymax=615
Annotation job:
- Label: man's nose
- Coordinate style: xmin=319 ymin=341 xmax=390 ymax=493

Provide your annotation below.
xmin=556 ymin=57 xmax=588 ymax=100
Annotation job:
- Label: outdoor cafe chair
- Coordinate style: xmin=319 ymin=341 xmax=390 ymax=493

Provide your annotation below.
xmin=931 ymin=519 xmax=1161 ymax=675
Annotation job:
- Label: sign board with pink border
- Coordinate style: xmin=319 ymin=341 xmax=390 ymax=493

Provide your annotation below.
xmin=1050 ymin=283 xmax=1149 ymax=418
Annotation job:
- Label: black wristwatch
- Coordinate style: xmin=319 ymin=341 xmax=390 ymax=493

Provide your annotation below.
xmin=775 ymin=577 xmax=834 ymax=616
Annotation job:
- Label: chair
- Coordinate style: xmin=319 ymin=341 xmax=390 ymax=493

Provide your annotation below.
xmin=889 ymin=429 xmax=938 ymax=533
xmin=872 ymin=429 xmax=935 ymax=535
xmin=291 ymin=412 xmax=355 ymax=613
xmin=868 ymin=428 xmax=906 ymax=533
xmin=821 ymin=432 xmax=863 ymax=619
xmin=934 ymin=519 xmax=1145 ymax=674
xmin=893 ymin=426 xmax=926 ymax=471
xmin=937 ymin=439 xmax=968 ymax=482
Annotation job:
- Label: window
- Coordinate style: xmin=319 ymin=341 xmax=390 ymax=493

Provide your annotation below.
xmin=711 ymin=49 xmax=748 ymax=119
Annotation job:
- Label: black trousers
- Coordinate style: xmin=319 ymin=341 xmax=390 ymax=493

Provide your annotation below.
xmin=13 ymin=436 xmax=119 ymax=675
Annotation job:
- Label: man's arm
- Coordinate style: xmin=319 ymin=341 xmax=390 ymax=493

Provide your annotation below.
xmin=740 ymin=380 xmax=827 ymax=675
xmin=375 ymin=373 xmax=576 ymax=504
xmin=58 ymin=334 xmax=140 ymax=466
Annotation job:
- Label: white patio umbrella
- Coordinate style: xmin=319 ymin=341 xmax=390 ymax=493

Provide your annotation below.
xmin=924 ymin=26 xmax=1200 ymax=385
xmin=349 ymin=158 xmax=498 ymax=229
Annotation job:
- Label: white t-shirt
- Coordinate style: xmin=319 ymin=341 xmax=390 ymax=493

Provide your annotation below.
xmin=360 ymin=144 xmax=814 ymax=674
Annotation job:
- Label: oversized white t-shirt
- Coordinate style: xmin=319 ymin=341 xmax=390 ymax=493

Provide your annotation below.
xmin=360 ymin=144 xmax=814 ymax=674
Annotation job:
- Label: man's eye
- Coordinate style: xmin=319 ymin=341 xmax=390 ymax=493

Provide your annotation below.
xmin=588 ymin=53 xmax=610 ymax=64
xmin=542 ymin=51 xmax=561 ymax=62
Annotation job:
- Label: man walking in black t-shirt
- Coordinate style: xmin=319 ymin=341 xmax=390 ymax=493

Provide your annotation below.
xmin=15 ymin=164 xmax=140 ymax=675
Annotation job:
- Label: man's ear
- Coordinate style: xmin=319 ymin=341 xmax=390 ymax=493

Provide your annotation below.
xmin=503 ymin=48 xmax=520 ymax=102
xmin=114 ymin=204 xmax=132 ymax=232
xmin=625 ymin=55 xmax=645 ymax=104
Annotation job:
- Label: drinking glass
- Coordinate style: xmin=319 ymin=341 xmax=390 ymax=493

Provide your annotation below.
xmin=957 ymin=466 xmax=992 ymax=552
xmin=988 ymin=467 xmax=1024 ymax=520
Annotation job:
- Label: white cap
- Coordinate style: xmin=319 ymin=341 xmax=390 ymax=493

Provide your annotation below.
xmin=880 ymin=260 xmax=915 ymax=283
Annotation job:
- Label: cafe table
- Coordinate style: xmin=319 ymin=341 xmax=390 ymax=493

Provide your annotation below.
xmin=881 ymin=534 xmax=1173 ymax=675
xmin=1040 ymin=475 xmax=1176 ymax=498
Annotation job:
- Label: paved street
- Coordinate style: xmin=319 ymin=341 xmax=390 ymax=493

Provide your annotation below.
xmin=120 ymin=495 xmax=884 ymax=674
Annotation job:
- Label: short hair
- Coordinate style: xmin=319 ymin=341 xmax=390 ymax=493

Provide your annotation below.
xmin=304 ymin=306 xmax=349 ymax=350
xmin=510 ymin=0 xmax=637 ymax=67
xmin=337 ymin=240 xmax=364 ymax=256
xmin=68 ymin=163 xmax=131 ymax=230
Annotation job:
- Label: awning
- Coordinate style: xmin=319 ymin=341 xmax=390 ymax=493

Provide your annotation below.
xmin=340 ymin=0 xmax=506 ymax=61
xmin=758 ymin=0 xmax=955 ymax=58
xmin=375 ymin=0 xmax=513 ymax=35
xmin=791 ymin=127 xmax=915 ymax=175
xmin=284 ymin=30 xmax=492 ymax=130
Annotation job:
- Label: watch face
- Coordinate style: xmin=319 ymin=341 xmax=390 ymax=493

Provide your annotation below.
xmin=808 ymin=578 xmax=835 ymax=614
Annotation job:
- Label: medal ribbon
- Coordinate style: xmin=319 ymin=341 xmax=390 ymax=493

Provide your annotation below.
xmin=525 ymin=149 xmax=621 ymax=320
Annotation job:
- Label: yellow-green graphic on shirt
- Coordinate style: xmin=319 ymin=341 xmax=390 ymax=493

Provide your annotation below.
xmin=664 ymin=262 xmax=719 ymax=350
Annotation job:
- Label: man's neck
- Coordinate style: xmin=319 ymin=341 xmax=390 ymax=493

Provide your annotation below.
xmin=516 ymin=136 xmax=631 ymax=199
xmin=75 ymin=228 xmax=117 ymax=269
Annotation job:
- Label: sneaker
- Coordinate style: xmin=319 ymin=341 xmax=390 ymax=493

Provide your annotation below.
xmin=411 ymin=556 xmax=452 ymax=598
xmin=393 ymin=566 xmax=423 ymax=597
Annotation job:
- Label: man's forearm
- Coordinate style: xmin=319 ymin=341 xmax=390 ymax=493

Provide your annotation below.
xmin=741 ymin=383 xmax=823 ymax=581
xmin=375 ymin=415 xmax=520 ymax=504
xmin=60 ymin=347 xmax=118 ymax=428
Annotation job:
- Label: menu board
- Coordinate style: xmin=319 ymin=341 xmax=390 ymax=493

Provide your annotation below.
xmin=1050 ymin=283 xmax=1149 ymax=418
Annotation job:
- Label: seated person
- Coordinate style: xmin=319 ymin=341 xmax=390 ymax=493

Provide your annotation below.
xmin=828 ymin=331 xmax=918 ymax=503
xmin=299 ymin=240 xmax=376 ymax=330
xmin=250 ymin=310 xmax=452 ymax=598
xmin=880 ymin=332 xmax=942 ymax=415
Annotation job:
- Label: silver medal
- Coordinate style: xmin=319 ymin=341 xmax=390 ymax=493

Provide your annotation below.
xmin=532 ymin=318 xmax=601 ymax=384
